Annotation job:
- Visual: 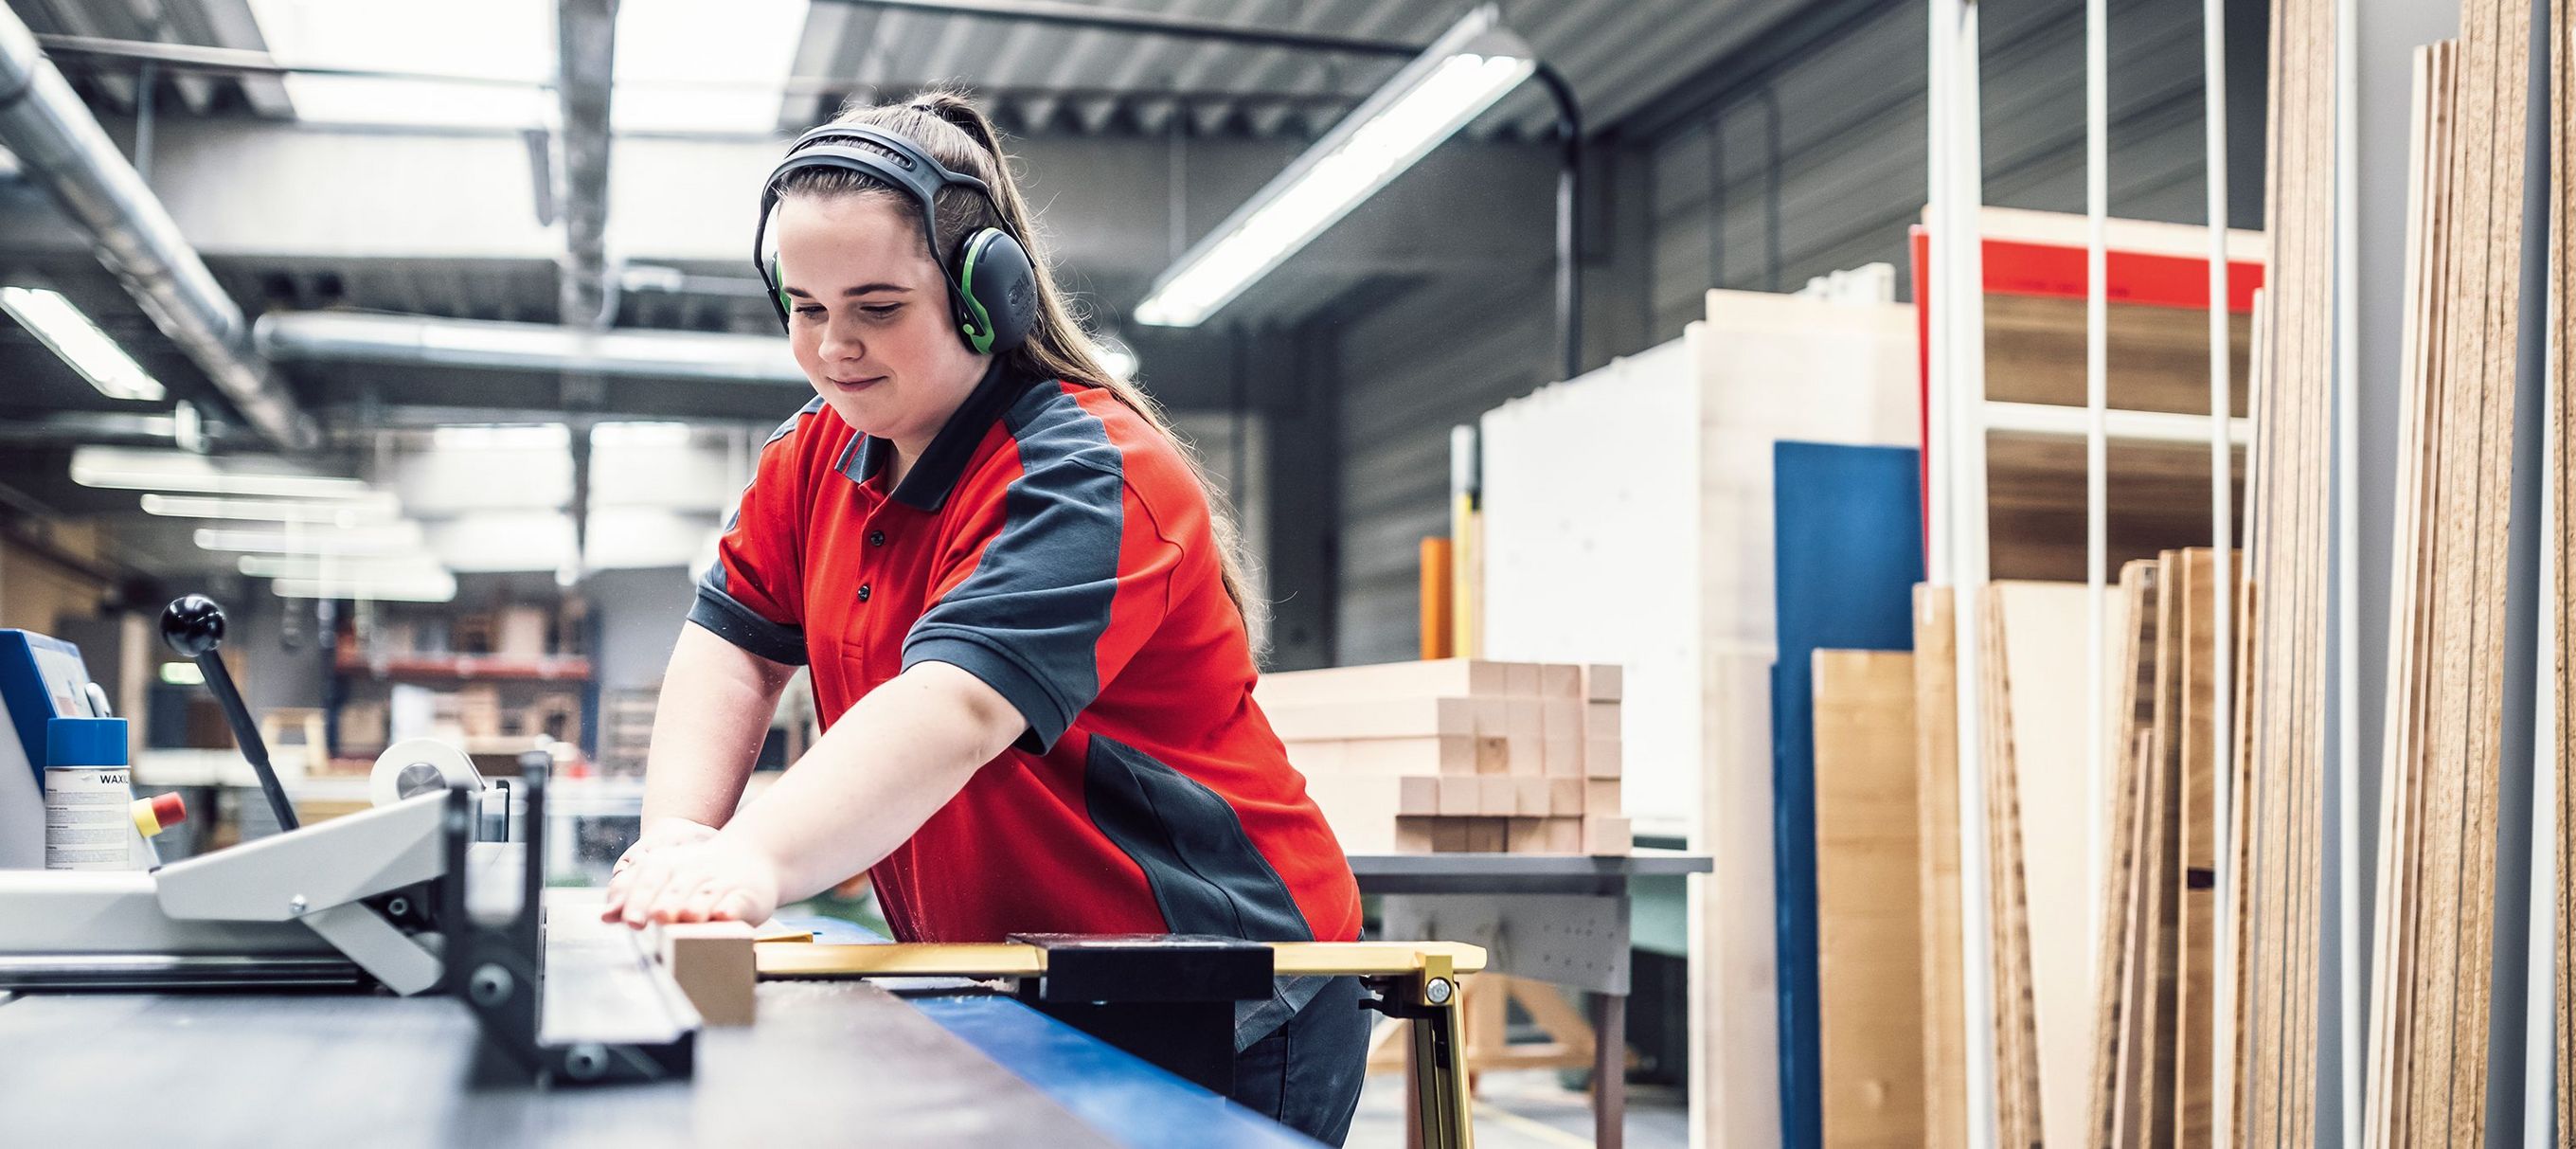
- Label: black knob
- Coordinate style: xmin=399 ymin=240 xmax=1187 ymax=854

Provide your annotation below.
xmin=160 ymin=595 xmax=228 ymax=658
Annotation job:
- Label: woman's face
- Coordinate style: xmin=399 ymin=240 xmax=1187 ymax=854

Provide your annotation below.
xmin=775 ymin=193 xmax=988 ymax=455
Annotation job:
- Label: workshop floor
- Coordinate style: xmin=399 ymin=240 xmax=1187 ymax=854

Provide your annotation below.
xmin=1345 ymin=1069 xmax=1689 ymax=1149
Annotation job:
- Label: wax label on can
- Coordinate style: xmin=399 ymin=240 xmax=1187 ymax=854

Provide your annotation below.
xmin=45 ymin=766 xmax=138 ymax=871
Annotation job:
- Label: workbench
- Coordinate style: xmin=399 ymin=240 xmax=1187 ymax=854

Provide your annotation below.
xmin=0 ymin=911 xmax=1327 ymax=1149
xmin=1352 ymin=848 xmax=1712 ymax=1149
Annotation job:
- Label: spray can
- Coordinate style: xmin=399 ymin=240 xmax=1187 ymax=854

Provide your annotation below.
xmin=44 ymin=716 xmax=138 ymax=871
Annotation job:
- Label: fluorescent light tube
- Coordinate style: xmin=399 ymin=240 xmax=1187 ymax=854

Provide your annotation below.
xmin=72 ymin=447 xmax=372 ymax=498
xmin=0 ymin=287 xmax=166 ymax=401
xmin=195 ymin=523 xmax=427 ymax=554
xmin=1133 ymin=8 xmax=1534 ymax=328
xmin=614 ymin=0 xmax=807 ymax=134
xmin=141 ymin=494 xmax=400 ymax=525
xmin=245 ymin=0 xmax=553 ymax=129
xmin=270 ymin=574 xmax=458 ymax=603
xmin=238 ymin=554 xmax=447 ymax=580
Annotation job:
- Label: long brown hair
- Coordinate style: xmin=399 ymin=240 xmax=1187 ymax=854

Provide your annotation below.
xmin=772 ymin=90 xmax=1262 ymax=638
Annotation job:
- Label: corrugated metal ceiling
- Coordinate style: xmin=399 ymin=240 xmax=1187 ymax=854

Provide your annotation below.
xmin=14 ymin=0 xmax=1816 ymax=142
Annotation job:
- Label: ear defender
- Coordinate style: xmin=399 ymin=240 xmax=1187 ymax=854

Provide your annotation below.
xmin=754 ymin=123 xmax=1039 ymax=355
xmin=954 ymin=227 xmax=1037 ymax=355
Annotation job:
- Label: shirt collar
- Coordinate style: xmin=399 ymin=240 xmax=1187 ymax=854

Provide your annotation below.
xmin=836 ymin=359 xmax=1044 ymax=512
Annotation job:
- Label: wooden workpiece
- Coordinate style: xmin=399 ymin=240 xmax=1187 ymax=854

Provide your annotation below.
xmin=1260 ymin=658 xmax=1627 ymax=855
xmin=651 ymin=921 xmax=758 ymax=1027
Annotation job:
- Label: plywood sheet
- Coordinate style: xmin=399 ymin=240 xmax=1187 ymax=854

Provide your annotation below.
xmin=1811 ymin=649 xmax=1925 ymax=1148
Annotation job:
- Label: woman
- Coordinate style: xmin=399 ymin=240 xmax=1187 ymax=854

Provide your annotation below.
xmin=599 ymin=92 xmax=1368 ymax=1143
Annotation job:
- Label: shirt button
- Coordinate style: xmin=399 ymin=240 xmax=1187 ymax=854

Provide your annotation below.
xmin=868 ymin=530 xmax=886 ymax=548
xmin=856 ymin=584 xmax=871 ymax=602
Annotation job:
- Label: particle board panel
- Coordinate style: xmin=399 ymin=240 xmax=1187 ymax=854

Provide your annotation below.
xmin=1978 ymin=585 xmax=2044 ymax=1149
xmin=1989 ymin=580 xmax=2128 ymax=1149
xmin=2084 ymin=565 xmax=2162 ymax=1148
xmin=1811 ymin=649 xmax=1925 ymax=1148
xmin=1912 ymin=586 xmax=1967 ymax=1149
xmin=2174 ymin=549 xmax=2228 ymax=1147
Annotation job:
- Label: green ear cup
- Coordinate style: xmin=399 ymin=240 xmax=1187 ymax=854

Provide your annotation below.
xmin=954 ymin=227 xmax=1036 ymax=356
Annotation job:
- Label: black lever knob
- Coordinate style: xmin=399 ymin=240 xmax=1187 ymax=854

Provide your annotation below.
xmin=160 ymin=594 xmax=227 ymax=658
xmin=158 ymin=595 xmax=299 ymax=835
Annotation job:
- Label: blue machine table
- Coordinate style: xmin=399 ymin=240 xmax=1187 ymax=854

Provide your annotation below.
xmin=1350 ymin=848 xmax=1713 ymax=1149
xmin=0 ymin=912 xmax=1328 ymax=1149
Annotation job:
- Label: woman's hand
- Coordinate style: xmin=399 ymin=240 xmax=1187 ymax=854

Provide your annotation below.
xmin=609 ymin=815 xmax=719 ymax=883
xmin=601 ymin=834 xmax=782 ymax=929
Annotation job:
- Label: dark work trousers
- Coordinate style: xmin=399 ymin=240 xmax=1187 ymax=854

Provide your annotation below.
xmin=1226 ymin=974 xmax=1369 ymax=1145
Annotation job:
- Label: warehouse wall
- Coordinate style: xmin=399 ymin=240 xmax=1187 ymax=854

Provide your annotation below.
xmin=1329 ymin=0 xmax=2270 ymax=666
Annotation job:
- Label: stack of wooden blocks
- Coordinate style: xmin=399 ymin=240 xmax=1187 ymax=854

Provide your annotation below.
xmin=1253 ymin=658 xmax=1627 ymax=855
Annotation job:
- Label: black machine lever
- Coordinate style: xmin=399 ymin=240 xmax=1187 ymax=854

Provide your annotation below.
xmin=159 ymin=595 xmax=299 ymax=835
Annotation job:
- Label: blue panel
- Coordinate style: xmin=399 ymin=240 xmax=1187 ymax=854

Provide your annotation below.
xmin=1769 ymin=441 xmax=1923 ymax=1149
xmin=0 ymin=631 xmax=86 ymax=787
xmin=907 ymin=994 xmax=1322 ymax=1149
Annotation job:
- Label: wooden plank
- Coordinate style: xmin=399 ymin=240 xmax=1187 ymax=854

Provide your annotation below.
xmin=1261 ymin=696 xmax=1477 ymax=742
xmin=2084 ymin=562 xmax=2161 ymax=1147
xmin=653 ymin=921 xmax=757 ymax=1027
xmin=1811 ymin=649 xmax=1925 ymax=1148
xmin=1284 ymin=734 xmax=1497 ymax=776
xmin=1912 ymin=586 xmax=1968 ymax=1149
xmin=1984 ymin=586 xmax=2043 ymax=1148
xmin=2174 ymin=549 xmax=2227 ymax=1147
xmin=1253 ymin=659 xmax=1513 ymax=708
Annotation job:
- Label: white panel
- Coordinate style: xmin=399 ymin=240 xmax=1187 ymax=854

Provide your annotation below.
xmin=1478 ymin=334 xmax=1700 ymax=835
xmin=584 ymin=508 xmax=722 ymax=571
xmin=591 ymin=440 xmax=742 ymax=512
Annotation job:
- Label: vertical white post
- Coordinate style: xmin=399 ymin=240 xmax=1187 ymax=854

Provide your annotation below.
xmin=2084 ymin=0 xmax=2112 ymax=977
xmin=2526 ymin=328 xmax=2561 ymax=1146
xmin=2333 ymin=0 xmax=2362 ymax=1135
xmin=1931 ymin=3 xmax=1996 ymax=1146
xmin=2203 ymin=0 xmax=2238 ymax=1140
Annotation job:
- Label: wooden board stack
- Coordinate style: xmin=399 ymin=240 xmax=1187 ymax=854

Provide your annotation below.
xmin=2360 ymin=5 xmax=2530 ymax=1143
xmin=2228 ymin=0 xmax=2346 ymax=1140
xmin=2079 ymin=548 xmax=2231 ymax=1147
xmin=1256 ymin=659 xmax=1629 ymax=855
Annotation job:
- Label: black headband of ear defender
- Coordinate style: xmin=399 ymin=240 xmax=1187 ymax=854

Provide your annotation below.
xmin=753 ymin=121 xmax=1033 ymax=353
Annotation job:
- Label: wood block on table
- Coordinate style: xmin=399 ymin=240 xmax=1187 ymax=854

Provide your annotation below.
xmin=1548 ymin=778 xmax=1585 ymax=816
xmin=1583 ymin=737 xmax=1623 ymax=779
xmin=1538 ymin=663 xmax=1583 ymax=698
xmin=1505 ymin=817 xmax=1546 ymax=853
xmin=1543 ymin=817 xmax=1585 ymax=853
xmin=1504 ymin=733 xmax=1541 ymax=775
xmin=1584 ymin=778 xmax=1620 ymax=815
xmin=1394 ymin=817 xmax=1437 ymax=853
xmin=1503 ymin=663 xmax=1544 ymax=698
xmin=1285 ymin=734 xmax=1485 ymax=776
xmin=1438 ymin=777 xmax=1484 ymax=817
xmin=1581 ymin=663 xmax=1623 ymax=702
xmin=653 ymin=921 xmax=757 ymax=1026
xmin=1430 ymin=817 xmax=1474 ymax=853
xmin=1252 ymin=658 xmax=1515 ymax=708
xmin=1540 ymin=698 xmax=1583 ymax=742
xmin=1583 ymin=700 xmax=1621 ymax=740
xmin=1303 ymin=774 xmax=1442 ymax=821
xmin=1477 ymin=776 xmax=1518 ymax=816
xmin=1514 ymin=777 xmax=1551 ymax=817
xmin=1464 ymin=818 xmax=1507 ymax=853
xmin=1583 ymin=815 xmax=1633 ymax=856
xmin=1542 ymin=733 xmax=1582 ymax=776
xmin=1264 ymin=696 xmax=1476 ymax=741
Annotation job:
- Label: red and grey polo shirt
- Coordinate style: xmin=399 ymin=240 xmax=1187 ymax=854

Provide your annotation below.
xmin=690 ymin=365 xmax=1363 ymax=970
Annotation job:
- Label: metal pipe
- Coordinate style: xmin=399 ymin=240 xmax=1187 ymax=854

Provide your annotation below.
xmin=1533 ymin=63 xmax=1582 ymax=384
xmin=810 ymin=0 xmax=1423 ymax=57
xmin=0 ymin=12 xmax=314 ymax=450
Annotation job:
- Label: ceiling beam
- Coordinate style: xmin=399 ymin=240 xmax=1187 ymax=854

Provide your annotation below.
xmin=810 ymin=0 xmax=1422 ymax=58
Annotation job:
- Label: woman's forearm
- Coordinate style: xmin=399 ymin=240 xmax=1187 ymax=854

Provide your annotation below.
xmin=718 ymin=659 xmax=1024 ymax=903
xmin=641 ymin=623 xmax=796 ymax=828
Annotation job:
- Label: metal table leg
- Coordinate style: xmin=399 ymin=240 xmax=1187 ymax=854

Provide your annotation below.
xmin=1590 ymin=991 xmax=1625 ymax=1149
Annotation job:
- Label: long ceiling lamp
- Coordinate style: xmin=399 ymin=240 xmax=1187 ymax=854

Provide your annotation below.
xmin=1132 ymin=6 xmax=1539 ymax=331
